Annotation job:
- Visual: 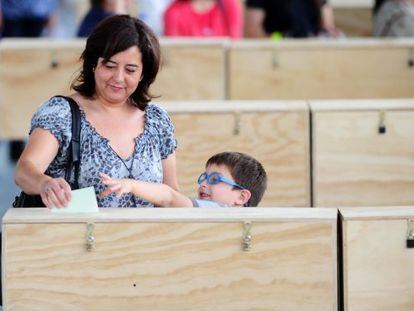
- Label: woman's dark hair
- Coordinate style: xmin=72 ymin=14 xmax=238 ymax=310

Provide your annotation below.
xmin=71 ymin=15 xmax=161 ymax=110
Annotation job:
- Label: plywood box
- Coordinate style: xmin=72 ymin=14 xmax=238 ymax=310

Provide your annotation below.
xmin=229 ymin=39 xmax=414 ymax=100
xmin=0 ymin=38 xmax=227 ymax=139
xmin=160 ymin=101 xmax=311 ymax=207
xmin=152 ymin=38 xmax=227 ymax=101
xmin=340 ymin=206 xmax=414 ymax=311
xmin=0 ymin=39 xmax=84 ymax=139
xmin=311 ymin=99 xmax=414 ymax=207
xmin=2 ymin=207 xmax=338 ymax=310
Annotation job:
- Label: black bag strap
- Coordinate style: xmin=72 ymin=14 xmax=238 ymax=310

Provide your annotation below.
xmin=55 ymin=96 xmax=81 ymax=189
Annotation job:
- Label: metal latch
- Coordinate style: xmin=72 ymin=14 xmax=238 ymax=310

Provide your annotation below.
xmin=86 ymin=222 xmax=95 ymax=251
xmin=242 ymin=221 xmax=252 ymax=252
xmin=233 ymin=112 xmax=241 ymax=136
xmin=378 ymin=110 xmax=386 ymax=134
xmin=407 ymin=219 xmax=414 ymax=248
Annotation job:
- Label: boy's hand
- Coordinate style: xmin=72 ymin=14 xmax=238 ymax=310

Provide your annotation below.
xmin=99 ymin=173 xmax=133 ymax=198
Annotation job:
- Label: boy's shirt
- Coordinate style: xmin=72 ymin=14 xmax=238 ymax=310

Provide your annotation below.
xmin=190 ymin=198 xmax=230 ymax=208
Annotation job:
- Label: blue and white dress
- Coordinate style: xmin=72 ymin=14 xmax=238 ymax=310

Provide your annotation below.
xmin=30 ymin=96 xmax=177 ymax=207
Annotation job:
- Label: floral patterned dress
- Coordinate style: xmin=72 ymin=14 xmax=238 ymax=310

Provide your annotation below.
xmin=30 ymin=96 xmax=177 ymax=207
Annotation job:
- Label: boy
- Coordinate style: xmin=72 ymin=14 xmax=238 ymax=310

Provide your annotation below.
xmin=100 ymin=152 xmax=267 ymax=207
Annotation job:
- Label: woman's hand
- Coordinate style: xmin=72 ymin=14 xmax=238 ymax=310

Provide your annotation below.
xmin=100 ymin=173 xmax=133 ymax=198
xmin=40 ymin=177 xmax=72 ymax=208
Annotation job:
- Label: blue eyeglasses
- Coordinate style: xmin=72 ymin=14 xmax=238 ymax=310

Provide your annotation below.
xmin=197 ymin=172 xmax=245 ymax=189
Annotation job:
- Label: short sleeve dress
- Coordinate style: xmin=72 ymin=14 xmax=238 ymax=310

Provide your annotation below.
xmin=30 ymin=96 xmax=177 ymax=207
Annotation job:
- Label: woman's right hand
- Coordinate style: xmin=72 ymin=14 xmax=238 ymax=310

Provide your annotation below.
xmin=40 ymin=177 xmax=72 ymax=208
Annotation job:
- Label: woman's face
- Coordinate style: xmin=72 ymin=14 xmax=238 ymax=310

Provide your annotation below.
xmin=94 ymin=46 xmax=143 ymax=105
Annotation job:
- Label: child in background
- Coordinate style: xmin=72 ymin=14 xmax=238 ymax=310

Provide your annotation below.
xmin=101 ymin=152 xmax=267 ymax=207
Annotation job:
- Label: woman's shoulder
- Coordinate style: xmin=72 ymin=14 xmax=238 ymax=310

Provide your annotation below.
xmin=30 ymin=96 xmax=73 ymax=142
xmin=146 ymin=102 xmax=171 ymax=120
xmin=37 ymin=96 xmax=72 ymax=113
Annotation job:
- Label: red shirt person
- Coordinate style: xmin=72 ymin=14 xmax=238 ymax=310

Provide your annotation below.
xmin=164 ymin=0 xmax=243 ymax=39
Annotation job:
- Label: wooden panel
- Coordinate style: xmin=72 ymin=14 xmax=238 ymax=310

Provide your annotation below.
xmin=3 ymin=208 xmax=337 ymax=310
xmin=334 ymin=8 xmax=372 ymax=37
xmin=330 ymin=0 xmax=373 ymax=8
xmin=162 ymin=101 xmax=310 ymax=207
xmin=0 ymin=39 xmax=226 ymax=139
xmin=0 ymin=40 xmax=84 ymax=139
xmin=229 ymin=40 xmax=414 ymax=100
xmin=312 ymin=100 xmax=414 ymax=207
xmin=340 ymin=207 xmax=414 ymax=311
xmin=152 ymin=39 xmax=226 ymax=101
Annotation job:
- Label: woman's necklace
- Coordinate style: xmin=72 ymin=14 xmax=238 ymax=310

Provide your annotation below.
xmin=109 ymin=145 xmax=138 ymax=206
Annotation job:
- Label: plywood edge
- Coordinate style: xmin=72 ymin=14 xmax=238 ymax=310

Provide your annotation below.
xmin=331 ymin=219 xmax=339 ymax=311
xmin=341 ymin=219 xmax=350 ymax=311
xmin=309 ymin=99 xmax=414 ymax=111
xmin=230 ymin=38 xmax=414 ymax=50
xmin=331 ymin=0 xmax=372 ymax=8
xmin=339 ymin=206 xmax=414 ymax=220
xmin=310 ymin=104 xmax=319 ymax=207
xmin=2 ymin=207 xmax=338 ymax=224
xmin=157 ymin=100 xmax=309 ymax=113
xmin=0 ymin=38 xmax=85 ymax=50
xmin=159 ymin=37 xmax=229 ymax=47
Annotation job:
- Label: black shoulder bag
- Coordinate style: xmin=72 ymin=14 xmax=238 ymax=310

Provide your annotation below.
xmin=12 ymin=96 xmax=81 ymax=207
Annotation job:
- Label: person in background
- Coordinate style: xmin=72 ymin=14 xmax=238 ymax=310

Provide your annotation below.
xmin=0 ymin=0 xmax=57 ymax=37
xmin=0 ymin=0 xmax=59 ymax=163
xmin=137 ymin=0 xmax=173 ymax=36
xmin=51 ymin=0 xmax=78 ymax=38
xmin=164 ymin=0 xmax=243 ymax=39
xmin=245 ymin=0 xmax=341 ymax=38
xmin=15 ymin=15 xmax=178 ymax=208
xmin=0 ymin=1 xmax=2 ymax=38
xmin=373 ymin=0 xmax=414 ymax=37
xmin=101 ymin=152 xmax=267 ymax=207
xmin=77 ymin=0 xmax=129 ymax=37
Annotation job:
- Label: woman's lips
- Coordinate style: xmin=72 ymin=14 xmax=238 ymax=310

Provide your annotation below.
xmin=110 ymin=85 xmax=124 ymax=91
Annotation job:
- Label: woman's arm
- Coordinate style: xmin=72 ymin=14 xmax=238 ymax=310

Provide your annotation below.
xmin=162 ymin=151 xmax=179 ymax=191
xmin=15 ymin=128 xmax=72 ymax=208
xmin=100 ymin=173 xmax=192 ymax=207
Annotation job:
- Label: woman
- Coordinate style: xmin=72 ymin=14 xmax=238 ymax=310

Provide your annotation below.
xmin=164 ymin=0 xmax=243 ymax=39
xmin=15 ymin=15 xmax=178 ymax=208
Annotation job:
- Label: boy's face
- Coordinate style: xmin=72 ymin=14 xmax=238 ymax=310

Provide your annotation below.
xmin=197 ymin=164 xmax=247 ymax=207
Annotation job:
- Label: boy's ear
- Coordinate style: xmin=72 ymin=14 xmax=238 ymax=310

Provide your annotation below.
xmin=238 ymin=189 xmax=251 ymax=206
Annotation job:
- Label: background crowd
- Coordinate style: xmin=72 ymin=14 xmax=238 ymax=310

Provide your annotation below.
xmin=1 ymin=0 xmax=413 ymax=41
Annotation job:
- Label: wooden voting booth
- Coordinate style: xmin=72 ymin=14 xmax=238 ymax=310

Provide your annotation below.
xmin=340 ymin=206 xmax=414 ymax=311
xmin=311 ymin=99 xmax=414 ymax=207
xmin=152 ymin=39 xmax=227 ymax=100
xmin=0 ymin=38 xmax=226 ymax=139
xmin=2 ymin=207 xmax=338 ymax=310
xmin=0 ymin=39 xmax=84 ymax=140
xmin=160 ymin=101 xmax=311 ymax=207
xmin=229 ymin=39 xmax=414 ymax=100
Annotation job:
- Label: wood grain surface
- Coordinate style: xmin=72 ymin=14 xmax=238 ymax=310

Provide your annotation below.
xmin=229 ymin=40 xmax=414 ymax=100
xmin=342 ymin=217 xmax=414 ymax=310
xmin=162 ymin=101 xmax=310 ymax=207
xmin=312 ymin=102 xmax=414 ymax=207
xmin=3 ymin=210 xmax=337 ymax=310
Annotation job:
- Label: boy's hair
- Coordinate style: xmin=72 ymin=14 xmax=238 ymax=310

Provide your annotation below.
xmin=206 ymin=152 xmax=267 ymax=207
